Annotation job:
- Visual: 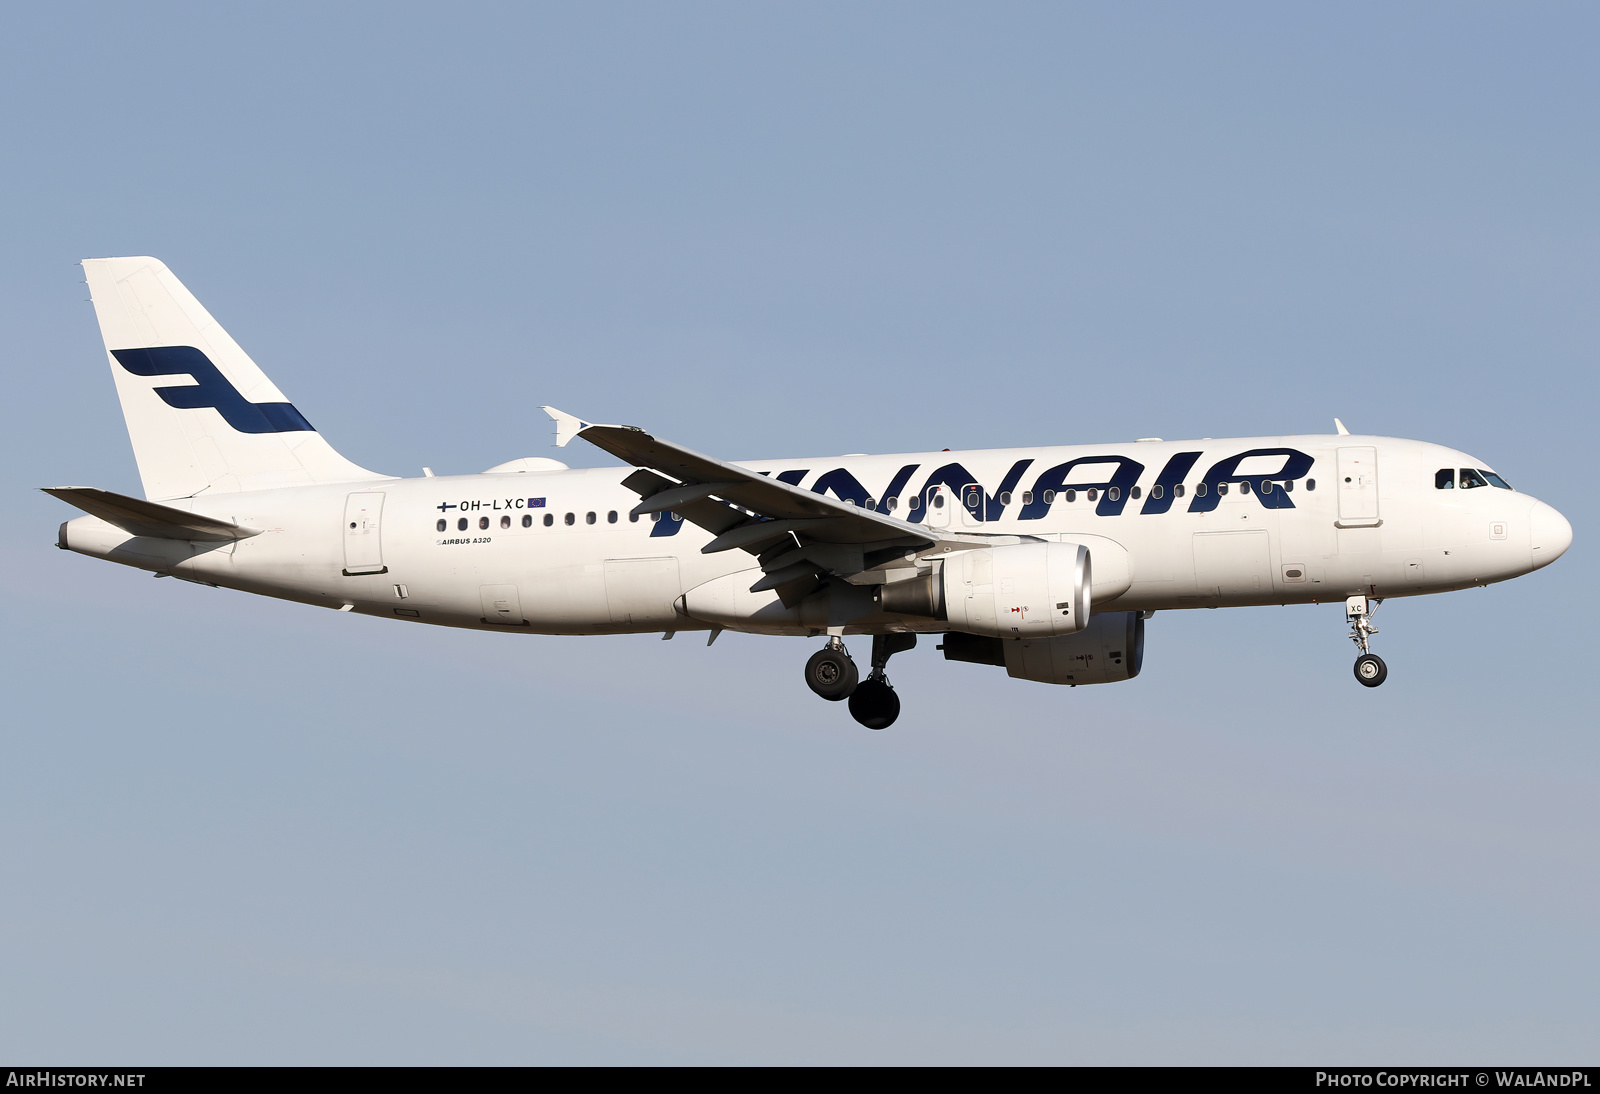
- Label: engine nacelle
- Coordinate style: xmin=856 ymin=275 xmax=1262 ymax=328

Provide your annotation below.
xmin=940 ymin=542 xmax=1090 ymax=639
xmin=1006 ymin=611 xmax=1145 ymax=684
xmin=941 ymin=611 xmax=1146 ymax=686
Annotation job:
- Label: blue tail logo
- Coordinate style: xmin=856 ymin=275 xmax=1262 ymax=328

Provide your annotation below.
xmin=112 ymin=346 xmax=315 ymax=434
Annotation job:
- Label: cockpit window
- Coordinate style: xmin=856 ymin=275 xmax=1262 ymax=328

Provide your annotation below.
xmin=1480 ymin=470 xmax=1513 ymax=490
xmin=1435 ymin=468 xmax=1454 ymax=489
xmin=1459 ymin=468 xmax=1489 ymax=490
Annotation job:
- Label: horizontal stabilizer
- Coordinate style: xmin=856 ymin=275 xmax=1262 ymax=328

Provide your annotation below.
xmin=41 ymin=487 xmax=261 ymax=542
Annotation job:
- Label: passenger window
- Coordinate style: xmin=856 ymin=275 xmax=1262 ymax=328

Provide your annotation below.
xmin=1175 ymin=484 xmax=1186 ymax=497
xmin=629 ymin=511 xmax=639 ymax=522
xmin=672 ymin=511 xmax=682 ymax=521
xmin=1240 ymin=480 xmax=1251 ymax=494
xmin=1064 ymin=489 xmax=1076 ymax=503
xmin=1196 ymin=483 xmax=1208 ymax=497
xmin=886 ymin=496 xmax=898 ymax=511
xmin=1043 ymin=490 xmax=1055 ymax=504
xmin=500 ymin=515 xmax=511 ymax=529
xmin=1218 ymin=482 xmax=1229 ymax=495
xmin=1087 ymin=488 xmax=1097 ymax=501
xmin=1021 ymin=491 xmax=1033 ymax=505
xmin=608 ymin=510 xmax=618 ymax=523
xmin=479 ymin=516 xmax=490 ymax=530
xmin=1151 ymin=485 xmax=1164 ymax=500
xmin=1460 ymin=469 xmax=1489 ymax=490
xmin=1107 ymin=487 xmax=1120 ymax=502
xmin=543 ymin=514 xmax=554 ymax=526
xmin=865 ymin=498 xmax=876 ymax=511
xmin=1130 ymin=486 xmax=1141 ymax=500
xmin=565 ymin=512 xmax=575 ymax=525
xmin=650 ymin=511 xmax=661 ymax=522
xmin=1305 ymin=479 xmax=1315 ymax=491
xmin=999 ymin=491 xmax=1012 ymax=506
xmin=1258 ymin=480 xmax=1270 ymax=494
xmin=1435 ymin=468 xmax=1455 ymax=489
xmin=457 ymin=517 xmax=468 ymax=531
xmin=436 ymin=519 xmax=446 ymax=532
xmin=1283 ymin=480 xmax=1293 ymax=492
xmin=522 ymin=514 xmax=532 ymax=528
xmin=585 ymin=511 xmax=596 ymax=525
xmin=1481 ymin=470 xmax=1513 ymax=490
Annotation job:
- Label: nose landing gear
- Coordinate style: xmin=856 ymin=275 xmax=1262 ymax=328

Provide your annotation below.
xmin=1346 ymin=595 xmax=1387 ymax=688
xmin=803 ymin=634 xmax=916 ymax=728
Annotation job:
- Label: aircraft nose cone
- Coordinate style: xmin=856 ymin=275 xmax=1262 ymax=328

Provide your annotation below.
xmin=1529 ymin=500 xmax=1573 ymax=570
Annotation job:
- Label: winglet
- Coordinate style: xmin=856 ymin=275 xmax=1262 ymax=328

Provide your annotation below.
xmin=541 ymin=406 xmax=591 ymax=448
xmin=1334 ymin=418 xmax=1351 ymax=435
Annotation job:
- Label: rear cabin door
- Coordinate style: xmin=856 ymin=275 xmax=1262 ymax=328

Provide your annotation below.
xmin=342 ymin=492 xmax=386 ymax=575
xmin=1336 ymin=447 xmax=1380 ymax=523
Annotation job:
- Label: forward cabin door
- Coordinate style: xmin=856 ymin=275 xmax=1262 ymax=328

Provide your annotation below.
xmin=1336 ymin=447 xmax=1380 ymax=523
xmin=342 ymin=492 xmax=386 ymax=575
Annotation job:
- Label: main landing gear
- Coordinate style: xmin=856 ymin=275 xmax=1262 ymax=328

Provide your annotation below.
xmin=1346 ymin=595 xmax=1388 ymax=688
xmin=804 ymin=639 xmax=858 ymax=701
xmin=803 ymin=634 xmax=916 ymax=729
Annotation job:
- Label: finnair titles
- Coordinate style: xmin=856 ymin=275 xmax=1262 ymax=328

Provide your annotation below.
xmin=48 ymin=258 xmax=1573 ymax=728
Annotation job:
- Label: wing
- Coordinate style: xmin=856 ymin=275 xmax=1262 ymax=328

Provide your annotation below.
xmin=542 ymin=407 xmax=998 ymax=604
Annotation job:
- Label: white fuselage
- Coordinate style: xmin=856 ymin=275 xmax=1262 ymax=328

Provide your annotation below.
xmin=59 ymin=433 xmax=1569 ymax=637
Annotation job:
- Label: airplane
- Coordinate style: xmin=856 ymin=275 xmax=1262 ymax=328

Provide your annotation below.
xmin=46 ymin=257 xmax=1573 ymax=729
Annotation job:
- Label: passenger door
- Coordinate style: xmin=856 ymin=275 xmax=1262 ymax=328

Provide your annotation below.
xmin=342 ymin=492 xmax=386 ymax=575
xmin=1336 ymin=447 xmax=1380 ymax=524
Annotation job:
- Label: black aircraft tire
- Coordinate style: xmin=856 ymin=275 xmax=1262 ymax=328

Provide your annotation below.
xmin=1354 ymin=653 xmax=1388 ymax=688
xmin=805 ymin=648 xmax=859 ymax=701
xmin=848 ymin=677 xmax=900 ymax=729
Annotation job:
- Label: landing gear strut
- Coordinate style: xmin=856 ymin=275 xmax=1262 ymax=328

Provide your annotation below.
xmin=847 ymin=634 xmax=917 ymax=730
xmin=1346 ymin=595 xmax=1388 ymax=688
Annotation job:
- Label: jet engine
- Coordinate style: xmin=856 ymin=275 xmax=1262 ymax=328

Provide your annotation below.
xmin=941 ymin=611 xmax=1146 ymax=685
xmin=879 ymin=542 xmax=1091 ymax=639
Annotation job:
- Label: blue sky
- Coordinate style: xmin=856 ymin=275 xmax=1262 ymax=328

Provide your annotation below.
xmin=1 ymin=2 xmax=1595 ymax=1063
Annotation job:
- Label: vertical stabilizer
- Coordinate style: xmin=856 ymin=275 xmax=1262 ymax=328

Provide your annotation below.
xmin=82 ymin=257 xmax=387 ymax=500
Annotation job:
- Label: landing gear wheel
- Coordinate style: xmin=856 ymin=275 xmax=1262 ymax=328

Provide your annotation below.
xmin=848 ymin=676 xmax=900 ymax=729
xmin=1354 ymin=653 xmax=1388 ymax=688
xmin=805 ymin=648 xmax=858 ymax=701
